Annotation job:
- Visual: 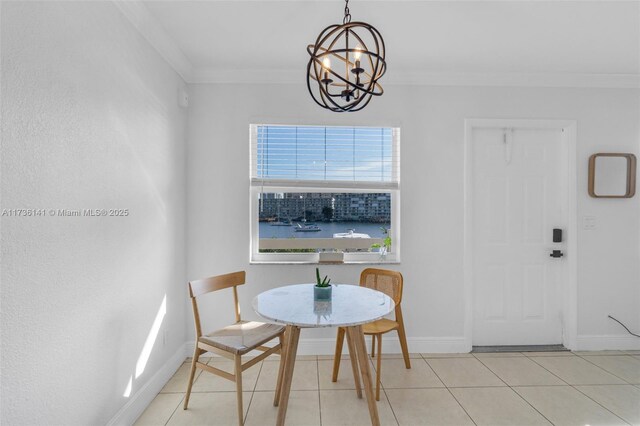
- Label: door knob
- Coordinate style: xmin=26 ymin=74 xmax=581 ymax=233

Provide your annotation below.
xmin=550 ymin=250 xmax=564 ymax=258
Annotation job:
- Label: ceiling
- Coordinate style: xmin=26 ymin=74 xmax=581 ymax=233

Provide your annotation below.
xmin=134 ymin=1 xmax=640 ymax=86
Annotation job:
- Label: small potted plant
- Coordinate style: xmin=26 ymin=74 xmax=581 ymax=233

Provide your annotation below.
xmin=383 ymin=235 xmax=392 ymax=252
xmin=314 ymin=267 xmax=332 ymax=300
xmin=380 ymin=227 xmax=392 ymax=257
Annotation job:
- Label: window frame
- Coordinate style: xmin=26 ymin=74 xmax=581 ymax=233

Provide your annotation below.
xmin=249 ymin=124 xmax=401 ymax=264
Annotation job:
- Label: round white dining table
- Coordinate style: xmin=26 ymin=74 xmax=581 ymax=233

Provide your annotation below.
xmin=253 ymin=283 xmax=395 ymax=426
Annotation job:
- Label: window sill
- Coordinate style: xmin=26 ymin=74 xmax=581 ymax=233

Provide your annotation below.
xmin=250 ymin=252 xmax=400 ymax=265
xmin=249 ymin=260 xmax=401 ymax=265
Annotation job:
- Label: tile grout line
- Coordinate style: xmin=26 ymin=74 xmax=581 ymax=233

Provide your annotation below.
xmin=476 ymin=353 xmax=570 ymax=386
xmin=164 ymin=393 xmax=186 ymax=426
xmin=574 ymin=353 xmax=636 ymax=384
xmin=463 ymin=353 xmax=511 ymax=388
xmin=152 ymin=352 xmax=638 ymax=426
xmin=426 ymin=353 xmax=566 ymax=426
xmin=472 ymin=354 xmax=558 ymax=425
xmin=526 ymin=355 xmax=576 ymax=386
xmin=420 ymin=354 xmax=478 ymax=426
xmin=569 ymin=384 xmax=633 ymax=425
xmin=531 ymin=353 xmax=633 ymax=386
xmin=367 ymin=351 xmax=402 ymax=425
xmin=418 ymin=355 xmax=446 ymax=388
xmin=379 ymin=380 xmax=400 ymax=426
xmin=442 ymin=384 xmax=567 ymax=389
xmin=508 ymin=387 xmax=558 ymax=426
xmin=242 ymin=359 xmax=265 ymax=424
xmin=523 ymin=356 xmax=632 ymax=425
xmin=163 ymin=359 xmax=201 ymax=425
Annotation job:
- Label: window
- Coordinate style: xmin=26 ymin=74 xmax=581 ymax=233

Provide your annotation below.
xmin=250 ymin=125 xmax=400 ymax=263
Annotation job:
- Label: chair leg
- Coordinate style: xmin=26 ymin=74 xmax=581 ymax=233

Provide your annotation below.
xmin=235 ymin=355 xmax=243 ymax=426
xmin=376 ymin=334 xmax=382 ymax=401
xmin=183 ymin=348 xmax=201 ymax=409
xmin=371 ymin=334 xmax=376 ymax=358
xmin=274 ymin=332 xmax=287 ymax=406
xmin=331 ymin=327 xmax=345 ymax=382
xmin=397 ymin=316 xmax=411 ymax=369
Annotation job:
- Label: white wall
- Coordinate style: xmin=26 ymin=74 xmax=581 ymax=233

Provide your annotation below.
xmin=1 ymin=2 xmax=187 ymax=424
xmin=1 ymin=2 xmax=638 ymax=423
xmin=187 ymin=82 xmax=639 ymax=352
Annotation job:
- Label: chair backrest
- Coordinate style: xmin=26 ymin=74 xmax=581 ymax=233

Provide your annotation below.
xmin=359 ymin=268 xmax=403 ymax=306
xmin=188 ymin=271 xmax=246 ymax=338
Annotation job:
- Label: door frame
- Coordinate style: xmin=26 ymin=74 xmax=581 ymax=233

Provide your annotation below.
xmin=463 ymin=118 xmax=578 ymax=350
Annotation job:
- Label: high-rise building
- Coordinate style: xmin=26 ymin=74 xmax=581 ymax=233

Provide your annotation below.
xmin=259 ymin=193 xmax=390 ymax=222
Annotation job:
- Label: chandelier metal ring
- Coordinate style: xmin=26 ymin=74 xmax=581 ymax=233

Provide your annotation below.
xmin=306 ymin=1 xmax=386 ymax=113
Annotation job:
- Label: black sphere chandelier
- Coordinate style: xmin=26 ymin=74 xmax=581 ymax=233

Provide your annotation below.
xmin=306 ymin=0 xmax=386 ymax=112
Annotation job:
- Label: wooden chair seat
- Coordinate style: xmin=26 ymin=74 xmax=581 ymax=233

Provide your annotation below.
xmin=184 ymin=271 xmax=286 ymax=425
xmin=199 ymin=320 xmax=285 ymax=355
xmin=332 ymin=268 xmax=410 ymax=402
xmin=362 ymin=318 xmax=398 ymax=335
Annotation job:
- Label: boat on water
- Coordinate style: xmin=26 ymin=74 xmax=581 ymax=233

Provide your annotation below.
xmin=270 ymin=219 xmax=292 ymax=226
xmin=294 ymin=223 xmax=321 ymax=232
xmin=333 ymin=229 xmax=371 ymax=238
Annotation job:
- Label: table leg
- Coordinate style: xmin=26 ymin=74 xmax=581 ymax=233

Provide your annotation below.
xmin=345 ymin=326 xmax=362 ymax=399
xmin=273 ymin=332 xmax=287 ymax=406
xmin=276 ymin=325 xmax=300 ymax=426
xmin=350 ymin=325 xmax=380 ymax=426
xmin=331 ymin=327 xmax=345 ymax=382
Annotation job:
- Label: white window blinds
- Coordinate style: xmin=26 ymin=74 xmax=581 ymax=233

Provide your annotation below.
xmin=250 ymin=125 xmax=399 ymax=189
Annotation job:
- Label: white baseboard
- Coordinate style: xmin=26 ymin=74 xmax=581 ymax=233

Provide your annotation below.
xmin=576 ymin=335 xmax=640 ymax=351
xmin=185 ymin=336 xmax=469 ymax=357
xmin=107 ymin=343 xmax=188 ymax=426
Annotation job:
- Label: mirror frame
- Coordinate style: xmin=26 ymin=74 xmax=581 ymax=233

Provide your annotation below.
xmin=588 ymin=153 xmax=636 ymax=198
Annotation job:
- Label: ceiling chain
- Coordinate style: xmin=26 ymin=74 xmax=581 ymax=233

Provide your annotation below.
xmin=343 ymin=0 xmax=351 ymax=24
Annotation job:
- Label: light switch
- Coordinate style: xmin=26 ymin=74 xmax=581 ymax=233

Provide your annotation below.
xmin=583 ymin=215 xmax=597 ymax=230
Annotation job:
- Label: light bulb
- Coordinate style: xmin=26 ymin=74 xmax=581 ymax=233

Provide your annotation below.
xmin=322 ymin=57 xmax=331 ymax=70
xmin=354 ymin=45 xmax=363 ymax=61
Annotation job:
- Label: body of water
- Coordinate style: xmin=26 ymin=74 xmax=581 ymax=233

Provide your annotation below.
xmin=259 ymin=221 xmax=390 ymax=239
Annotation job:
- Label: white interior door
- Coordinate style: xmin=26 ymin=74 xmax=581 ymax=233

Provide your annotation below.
xmin=472 ymin=127 xmax=567 ymax=346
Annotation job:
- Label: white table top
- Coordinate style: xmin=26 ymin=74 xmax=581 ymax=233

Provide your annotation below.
xmin=252 ymin=283 xmax=395 ymax=328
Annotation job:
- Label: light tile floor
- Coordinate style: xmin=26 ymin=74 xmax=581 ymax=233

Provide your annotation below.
xmin=136 ymin=351 xmax=640 ymax=425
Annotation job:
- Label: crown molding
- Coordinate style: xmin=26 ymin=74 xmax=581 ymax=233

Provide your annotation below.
xmin=109 ymin=0 xmax=628 ymax=2
xmin=191 ymin=67 xmax=640 ymax=88
xmin=387 ymin=71 xmax=640 ymax=89
xmin=113 ymin=1 xmax=193 ymax=82
xmin=191 ymin=68 xmax=302 ymax=85
xmin=111 ymin=0 xmax=638 ymax=89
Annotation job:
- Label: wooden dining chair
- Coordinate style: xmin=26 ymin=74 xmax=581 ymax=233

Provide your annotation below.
xmin=331 ymin=268 xmax=410 ymax=401
xmin=184 ymin=271 xmax=286 ymax=426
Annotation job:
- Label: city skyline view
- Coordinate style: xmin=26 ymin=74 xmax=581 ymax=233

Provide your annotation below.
xmin=258 ymin=192 xmax=391 ymax=223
